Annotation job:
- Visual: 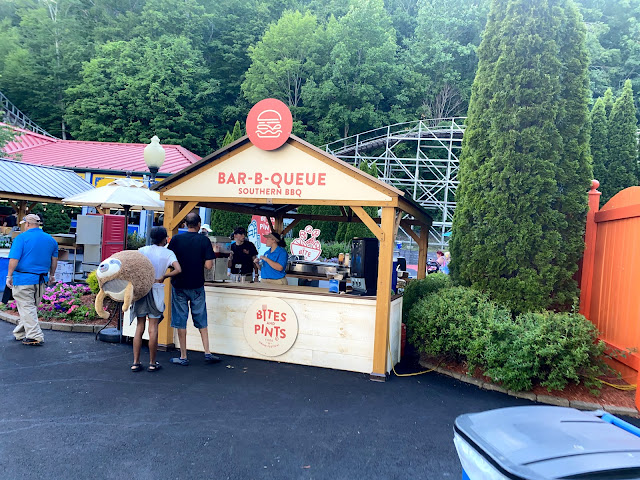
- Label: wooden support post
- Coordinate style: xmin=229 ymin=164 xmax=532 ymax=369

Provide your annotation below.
xmin=371 ymin=207 xmax=395 ymax=381
xmin=281 ymin=218 xmax=302 ymax=237
xmin=157 ymin=200 xmax=180 ymax=350
xmin=401 ymin=220 xmax=420 ymax=244
xmin=351 ymin=206 xmax=384 ymax=242
xmin=17 ymin=201 xmax=27 ymax=232
xmin=274 ymin=216 xmax=284 ymax=236
xmin=579 ymin=180 xmax=601 ymax=320
xmin=417 ymin=224 xmax=428 ymax=280
xmin=169 ymin=201 xmax=198 ymax=231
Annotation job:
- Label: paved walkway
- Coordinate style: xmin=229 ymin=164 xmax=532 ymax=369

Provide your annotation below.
xmin=0 ymin=321 xmax=635 ymax=480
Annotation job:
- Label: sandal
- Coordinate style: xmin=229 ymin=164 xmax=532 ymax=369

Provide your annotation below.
xmin=170 ymin=357 xmax=189 ymax=366
xmin=130 ymin=363 xmax=143 ymax=372
xmin=147 ymin=362 xmax=162 ymax=372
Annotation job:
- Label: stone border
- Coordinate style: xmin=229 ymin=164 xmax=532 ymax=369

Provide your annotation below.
xmin=0 ymin=310 xmax=106 ymax=334
xmin=419 ymin=356 xmax=639 ymax=418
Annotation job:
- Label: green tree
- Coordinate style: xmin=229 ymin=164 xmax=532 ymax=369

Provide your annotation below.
xmin=30 ymin=204 xmax=76 ymax=235
xmin=552 ymin=0 xmax=593 ymax=307
xmin=590 ymin=97 xmax=609 ymax=187
xmin=210 ymin=210 xmax=251 ymax=237
xmin=334 ymin=161 xmax=379 ymax=242
xmin=602 ymin=79 xmax=639 ymax=203
xmin=406 ymin=0 xmax=490 ymax=119
xmin=302 ymin=0 xmax=402 ymax=143
xmin=221 ymin=121 xmax=244 ymax=147
xmin=451 ymin=0 xmax=591 ymax=313
xmin=603 ymin=87 xmax=614 ymax=118
xmin=65 ymin=35 xmax=220 ymax=155
xmin=242 ymin=10 xmax=320 ymax=114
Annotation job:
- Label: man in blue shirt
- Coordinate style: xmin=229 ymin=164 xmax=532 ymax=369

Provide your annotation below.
xmin=6 ymin=214 xmax=58 ymax=346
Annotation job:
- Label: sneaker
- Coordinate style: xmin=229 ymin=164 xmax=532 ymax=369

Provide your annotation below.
xmin=204 ymin=353 xmax=221 ymax=364
xmin=9 ymin=335 xmax=23 ymax=342
xmin=170 ymin=357 xmax=189 ymax=366
xmin=22 ymin=338 xmax=44 ymax=346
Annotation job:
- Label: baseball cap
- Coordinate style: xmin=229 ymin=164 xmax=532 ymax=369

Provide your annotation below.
xmin=200 ymin=223 xmax=212 ymax=232
xmin=233 ymin=227 xmax=247 ymax=236
xmin=20 ymin=214 xmax=42 ymax=225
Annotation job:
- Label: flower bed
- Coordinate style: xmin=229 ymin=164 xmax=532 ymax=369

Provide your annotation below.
xmin=1 ymin=283 xmax=102 ymax=323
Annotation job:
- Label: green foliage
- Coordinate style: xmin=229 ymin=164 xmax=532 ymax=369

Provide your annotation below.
xmin=601 ymin=80 xmax=638 ymax=204
xmin=408 ymin=286 xmax=609 ymax=392
xmin=126 ymin=233 xmax=146 ymax=250
xmin=408 ymin=286 xmax=510 ymax=362
xmin=0 ymin=0 xmax=636 ymax=148
xmin=221 ymin=121 xmax=244 ymax=147
xmin=86 ymin=270 xmax=99 ymax=295
xmin=450 ymin=0 xmax=592 ymax=314
xmin=402 ymin=273 xmax=451 ymax=322
xmin=482 ymin=311 xmax=607 ymax=393
xmin=30 ymin=204 xmax=76 ymax=235
xmin=590 ymin=97 xmax=609 ymax=187
xmin=318 ymin=241 xmax=350 ymax=261
xmin=335 ymin=161 xmax=379 ymax=242
xmin=242 ymin=10 xmax=320 ymax=114
xmin=210 ymin=210 xmax=251 ymax=237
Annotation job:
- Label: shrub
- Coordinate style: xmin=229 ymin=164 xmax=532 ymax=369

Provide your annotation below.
xmin=319 ymin=242 xmax=351 ymax=262
xmin=402 ymin=273 xmax=451 ymax=322
xmin=408 ymin=286 xmax=609 ymax=393
xmin=482 ymin=312 xmax=607 ymax=393
xmin=408 ymin=286 xmax=509 ymax=362
xmin=126 ymin=233 xmax=146 ymax=250
xmin=86 ymin=270 xmax=100 ymax=294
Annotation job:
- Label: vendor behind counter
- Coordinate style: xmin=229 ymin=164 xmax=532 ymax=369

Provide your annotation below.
xmin=229 ymin=227 xmax=259 ymax=282
xmin=259 ymin=232 xmax=288 ymax=285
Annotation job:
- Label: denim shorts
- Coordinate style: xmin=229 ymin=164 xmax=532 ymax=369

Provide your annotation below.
xmin=170 ymin=286 xmax=207 ymax=329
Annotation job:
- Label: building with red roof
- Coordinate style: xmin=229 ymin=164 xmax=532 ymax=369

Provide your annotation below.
xmin=2 ymin=125 xmax=201 ymax=187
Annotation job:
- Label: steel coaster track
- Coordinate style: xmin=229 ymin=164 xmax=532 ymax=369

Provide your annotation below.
xmin=323 ymin=118 xmax=466 ymax=249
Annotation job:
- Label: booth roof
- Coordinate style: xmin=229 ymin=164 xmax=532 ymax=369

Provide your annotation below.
xmin=151 ymin=134 xmax=432 ymax=224
xmin=0 ymin=157 xmax=94 ymax=201
xmin=1 ymin=125 xmax=200 ymax=175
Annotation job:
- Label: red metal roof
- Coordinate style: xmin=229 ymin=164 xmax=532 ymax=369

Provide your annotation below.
xmin=1 ymin=126 xmax=201 ymax=174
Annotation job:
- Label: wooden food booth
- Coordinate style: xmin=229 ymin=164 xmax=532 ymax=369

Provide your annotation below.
xmin=146 ymin=132 xmax=431 ymax=380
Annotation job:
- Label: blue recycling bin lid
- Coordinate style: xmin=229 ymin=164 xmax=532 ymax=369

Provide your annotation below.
xmin=454 ymin=406 xmax=640 ymax=479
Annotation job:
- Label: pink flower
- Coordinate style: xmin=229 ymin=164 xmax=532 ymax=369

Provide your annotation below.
xmin=66 ymin=305 xmax=79 ymax=314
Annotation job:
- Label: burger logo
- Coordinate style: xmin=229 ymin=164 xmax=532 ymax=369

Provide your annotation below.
xmin=246 ymin=98 xmax=293 ymax=151
xmin=256 ymin=110 xmax=283 ymax=138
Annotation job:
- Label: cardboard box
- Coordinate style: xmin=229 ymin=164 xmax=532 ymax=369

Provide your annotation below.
xmin=55 ymin=261 xmax=74 ymax=275
xmin=57 ymin=249 xmax=69 ymax=261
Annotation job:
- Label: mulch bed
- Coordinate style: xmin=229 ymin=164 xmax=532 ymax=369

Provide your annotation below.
xmin=433 ymin=357 xmax=636 ymax=410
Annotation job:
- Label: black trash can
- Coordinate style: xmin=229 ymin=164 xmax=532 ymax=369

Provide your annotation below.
xmin=454 ymin=406 xmax=640 ymax=479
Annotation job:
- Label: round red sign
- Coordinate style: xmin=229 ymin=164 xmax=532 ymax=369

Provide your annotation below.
xmin=246 ymin=98 xmax=293 ymax=151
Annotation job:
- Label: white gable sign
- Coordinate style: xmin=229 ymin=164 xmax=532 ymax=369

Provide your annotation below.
xmin=162 ymin=143 xmax=392 ymax=203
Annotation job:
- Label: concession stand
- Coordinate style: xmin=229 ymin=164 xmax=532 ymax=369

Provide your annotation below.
xmin=144 ymin=100 xmax=432 ymax=380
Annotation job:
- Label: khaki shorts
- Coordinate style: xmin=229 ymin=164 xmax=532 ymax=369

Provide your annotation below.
xmin=261 ymin=278 xmax=288 ymax=286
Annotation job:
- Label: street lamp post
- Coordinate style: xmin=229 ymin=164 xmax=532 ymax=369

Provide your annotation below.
xmin=143 ymin=135 xmax=165 ymax=245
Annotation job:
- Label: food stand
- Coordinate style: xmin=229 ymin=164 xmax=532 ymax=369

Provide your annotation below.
xmin=147 ymin=101 xmax=432 ymax=380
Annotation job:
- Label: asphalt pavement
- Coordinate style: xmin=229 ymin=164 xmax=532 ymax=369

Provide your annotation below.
xmin=0 ymin=320 xmax=590 ymax=480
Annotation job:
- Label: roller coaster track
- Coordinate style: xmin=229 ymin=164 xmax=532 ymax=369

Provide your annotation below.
xmin=1 ymin=90 xmax=54 ymax=138
xmin=323 ymin=118 xmax=466 ymax=248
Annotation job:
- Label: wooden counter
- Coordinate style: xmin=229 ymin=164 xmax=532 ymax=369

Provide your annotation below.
xmin=123 ymin=282 xmax=402 ymax=374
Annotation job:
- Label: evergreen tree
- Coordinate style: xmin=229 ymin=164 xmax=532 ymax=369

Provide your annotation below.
xmin=603 ymin=79 xmax=639 ymax=203
xmin=590 ymin=97 xmax=609 ymax=187
xmin=210 ymin=210 xmax=251 ymax=237
xmin=552 ymin=0 xmax=593 ymax=307
xmin=603 ymin=87 xmax=614 ymax=119
xmin=221 ymin=121 xmax=244 ymax=147
xmin=341 ymin=161 xmax=379 ymax=242
xmin=451 ymin=0 xmax=591 ymax=313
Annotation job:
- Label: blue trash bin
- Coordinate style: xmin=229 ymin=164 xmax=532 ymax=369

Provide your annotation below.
xmin=454 ymin=406 xmax=640 ymax=479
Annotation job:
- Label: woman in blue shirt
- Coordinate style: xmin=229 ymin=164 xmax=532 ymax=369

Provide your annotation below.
xmin=259 ymin=232 xmax=288 ymax=285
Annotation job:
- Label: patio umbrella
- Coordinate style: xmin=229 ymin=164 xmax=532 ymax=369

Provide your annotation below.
xmin=62 ymin=177 xmax=164 ymax=247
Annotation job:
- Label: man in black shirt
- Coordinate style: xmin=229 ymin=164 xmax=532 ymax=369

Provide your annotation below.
xmin=167 ymin=212 xmax=219 ymax=365
xmin=228 ymin=227 xmax=258 ymax=282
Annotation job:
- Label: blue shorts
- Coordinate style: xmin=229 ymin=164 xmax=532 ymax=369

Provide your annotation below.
xmin=170 ymin=286 xmax=207 ymax=329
